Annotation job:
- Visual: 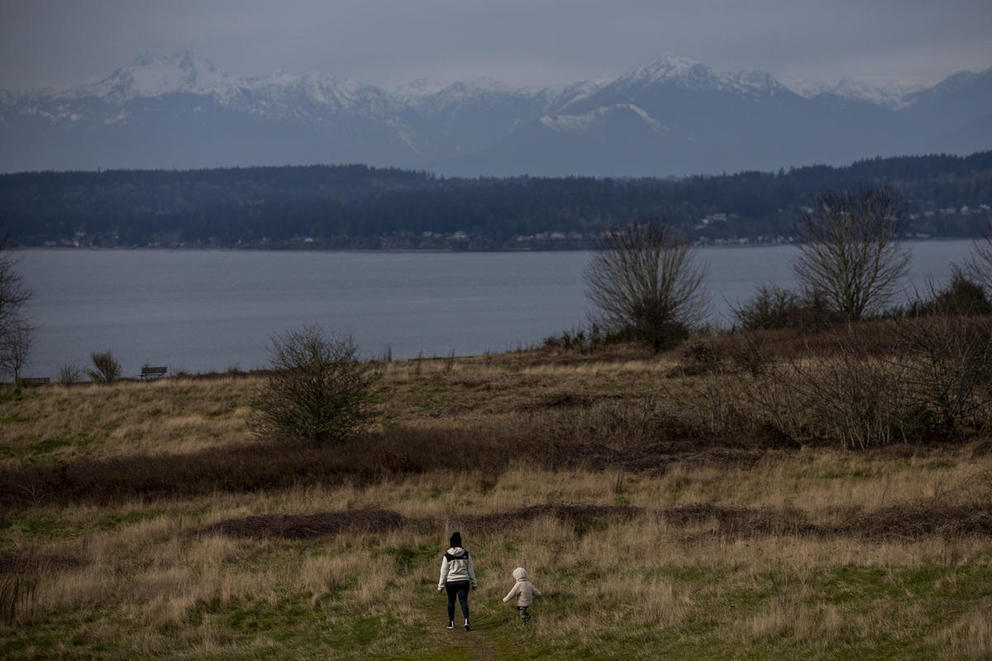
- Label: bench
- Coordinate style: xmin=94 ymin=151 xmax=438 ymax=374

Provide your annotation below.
xmin=17 ymin=377 xmax=50 ymax=387
xmin=140 ymin=366 xmax=168 ymax=379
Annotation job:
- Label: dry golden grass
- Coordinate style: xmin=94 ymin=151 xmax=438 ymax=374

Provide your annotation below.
xmin=3 ymin=465 xmax=992 ymax=658
xmin=1 ymin=376 xmax=258 ymax=465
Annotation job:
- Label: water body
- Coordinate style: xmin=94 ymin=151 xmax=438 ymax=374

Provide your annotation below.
xmin=16 ymin=241 xmax=976 ymax=377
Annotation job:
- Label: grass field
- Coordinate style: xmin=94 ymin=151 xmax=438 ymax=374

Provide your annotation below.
xmin=2 ymin=337 xmax=991 ymax=659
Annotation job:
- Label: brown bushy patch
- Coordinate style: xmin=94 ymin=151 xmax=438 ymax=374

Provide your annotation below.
xmin=197 ymin=501 xmax=992 ymax=543
xmin=0 ymin=552 xmax=82 ymax=574
xmin=199 ymin=503 xmax=643 ymax=541
xmin=0 ymin=427 xmax=520 ymax=508
xmin=841 ymin=503 xmax=992 ymax=541
xmin=199 ymin=508 xmax=407 ymax=539
xmin=0 ymin=423 xmax=771 ymax=508
xmin=545 ymin=440 xmax=768 ymax=473
xmin=661 ymin=504 xmax=821 ymax=537
xmin=459 ymin=503 xmax=642 ymax=533
xmin=661 ymin=503 xmax=992 ymax=540
xmin=681 ymin=320 xmax=919 ymax=368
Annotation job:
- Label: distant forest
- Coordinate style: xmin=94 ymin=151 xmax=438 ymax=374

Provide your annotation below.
xmin=2 ymin=151 xmax=991 ymax=249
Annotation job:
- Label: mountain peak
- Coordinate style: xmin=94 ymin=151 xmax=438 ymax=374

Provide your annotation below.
xmin=68 ymin=51 xmax=230 ymax=102
xmin=619 ymin=56 xmax=711 ymax=86
xmin=616 ymin=55 xmax=785 ymax=96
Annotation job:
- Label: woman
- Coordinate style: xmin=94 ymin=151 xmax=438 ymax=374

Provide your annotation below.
xmin=437 ymin=531 xmax=477 ymax=631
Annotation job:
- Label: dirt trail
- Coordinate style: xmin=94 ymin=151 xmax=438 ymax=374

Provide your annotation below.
xmin=444 ymin=627 xmax=499 ymax=660
xmin=440 ymin=614 xmax=518 ymax=660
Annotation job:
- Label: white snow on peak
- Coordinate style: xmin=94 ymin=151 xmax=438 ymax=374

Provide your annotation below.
xmin=617 ymin=55 xmax=786 ymax=95
xmin=285 ymin=72 xmax=384 ymax=108
xmin=218 ymin=71 xmax=393 ymax=117
xmin=407 ymin=76 xmax=547 ymax=114
xmin=785 ymin=76 xmax=930 ymax=108
xmin=432 ymin=77 xmax=539 ymax=101
xmin=60 ymin=52 xmax=391 ymax=115
xmin=543 ymin=80 xmax=602 ymax=108
xmin=389 ymin=78 xmax=448 ymax=100
xmin=540 ymin=104 xmax=665 ymax=133
xmin=620 ymin=55 xmax=706 ymax=84
xmin=67 ymin=51 xmax=230 ymax=102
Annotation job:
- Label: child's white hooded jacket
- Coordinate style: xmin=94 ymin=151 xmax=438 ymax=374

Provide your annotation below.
xmin=438 ymin=547 xmax=477 ymax=589
xmin=502 ymin=567 xmax=542 ymax=607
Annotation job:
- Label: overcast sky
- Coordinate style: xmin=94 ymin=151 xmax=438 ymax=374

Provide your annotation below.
xmin=1 ymin=0 xmax=990 ymax=92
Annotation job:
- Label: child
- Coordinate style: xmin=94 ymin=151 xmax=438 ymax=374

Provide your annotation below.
xmin=502 ymin=567 xmax=542 ymax=625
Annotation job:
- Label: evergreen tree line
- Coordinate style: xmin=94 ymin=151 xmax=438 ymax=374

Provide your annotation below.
xmin=1 ymin=152 xmax=991 ymax=248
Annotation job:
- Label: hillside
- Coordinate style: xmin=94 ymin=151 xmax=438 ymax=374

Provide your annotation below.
xmin=2 ymin=334 xmax=991 ymax=659
xmin=3 ymin=152 xmax=992 ymax=249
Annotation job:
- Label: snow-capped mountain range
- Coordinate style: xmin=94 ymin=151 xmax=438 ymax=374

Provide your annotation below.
xmin=1 ymin=52 xmax=989 ymax=176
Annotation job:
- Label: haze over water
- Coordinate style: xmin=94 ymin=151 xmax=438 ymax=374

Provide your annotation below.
xmin=18 ymin=241 xmax=974 ymax=378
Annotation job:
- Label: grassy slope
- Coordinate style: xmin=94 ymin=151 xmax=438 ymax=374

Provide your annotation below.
xmin=1 ymin=346 xmax=991 ymax=660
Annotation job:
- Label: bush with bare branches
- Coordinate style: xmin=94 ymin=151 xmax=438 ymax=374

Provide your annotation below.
xmin=896 ymin=314 xmax=992 ymax=436
xmin=966 ymin=218 xmax=992 ymax=293
xmin=584 ymin=221 xmax=707 ymax=351
xmin=794 ymin=187 xmax=910 ymax=322
xmin=250 ymin=327 xmax=381 ymax=444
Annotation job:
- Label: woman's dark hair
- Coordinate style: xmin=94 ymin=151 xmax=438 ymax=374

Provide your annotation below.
xmin=449 ymin=532 xmax=462 ymax=548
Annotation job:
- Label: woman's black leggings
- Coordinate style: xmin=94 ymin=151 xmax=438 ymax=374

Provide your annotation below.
xmin=445 ymin=581 xmax=471 ymax=621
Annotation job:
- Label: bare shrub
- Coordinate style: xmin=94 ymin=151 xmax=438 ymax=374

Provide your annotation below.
xmin=585 ymin=221 xmax=707 ymax=351
xmin=900 ymin=269 xmax=992 ymax=318
xmin=733 ymin=285 xmax=845 ymax=331
xmin=966 ymin=218 xmax=992 ymax=293
xmin=732 ymin=285 xmax=805 ymax=331
xmin=87 ymin=351 xmax=121 ymax=383
xmin=792 ymin=345 xmax=909 ymax=449
xmin=676 ymin=373 xmax=752 ymax=438
xmin=738 ymin=360 xmax=808 ymax=444
xmin=737 ymin=314 xmax=992 ymax=448
xmin=58 ymin=363 xmax=84 ymax=385
xmin=738 ymin=329 xmax=910 ymax=449
xmin=249 ymin=327 xmax=381 ymax=444
xmin=669 ymin=338 xmax=756 ymax=437
xmin=794 ymin=187 xmax=909 ymax=321
xmin=895 ymin=314 xmax=992 ymax=436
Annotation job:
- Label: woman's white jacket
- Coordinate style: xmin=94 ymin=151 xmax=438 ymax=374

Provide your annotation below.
xmin=438 ymin=547 xmax=477 ymax=588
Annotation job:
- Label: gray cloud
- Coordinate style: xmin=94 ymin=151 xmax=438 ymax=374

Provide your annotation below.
xmin=1 ymin=0 xmax=990 ymax=91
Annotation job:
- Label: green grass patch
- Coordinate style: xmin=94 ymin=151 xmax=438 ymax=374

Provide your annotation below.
xmin=27 ymin=438 xmax=72 ymax=455
xmin=96 ymin=509 xmax=165 ymax=531
xmin=18 ymin=514 xmax=83 ymax=538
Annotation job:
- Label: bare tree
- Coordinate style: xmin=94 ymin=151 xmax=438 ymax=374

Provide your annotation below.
xmin=966 ymin=218 xmax=992 ymax=293
xmin=584 ymin=221 xmax=707 ymax=351
xmin=1 ymin=323 xmax=32 ymax=383
xmin=0 ymin=237 xmax=32 ymax=381
xmin=250 ymin=326 xmax=381 ymax=444
xmin=793 ymin=188 xmax=910 ymax=322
